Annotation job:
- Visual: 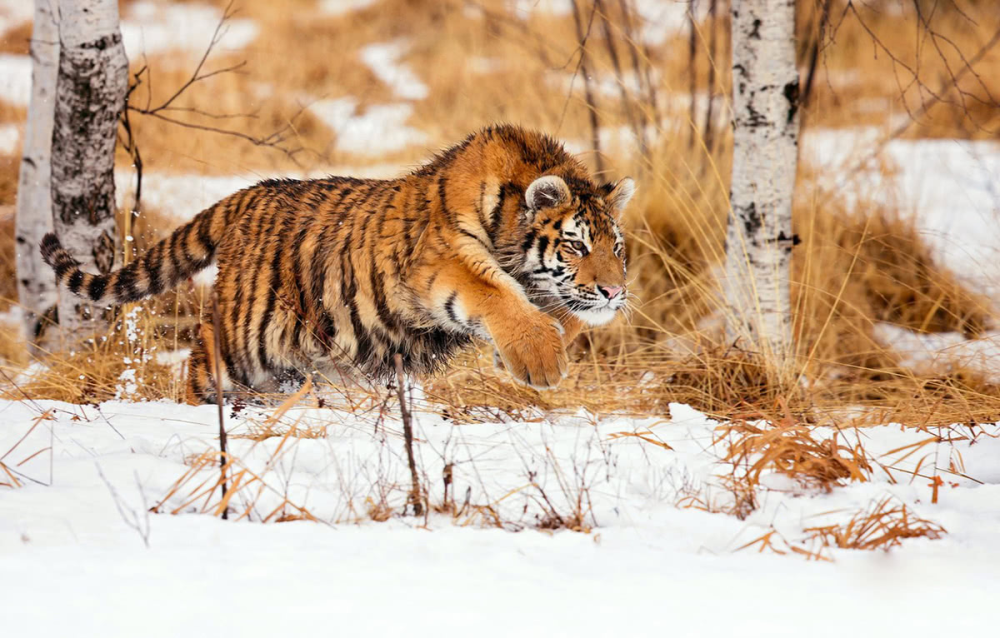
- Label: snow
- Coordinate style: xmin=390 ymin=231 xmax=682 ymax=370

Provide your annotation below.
xmin=0 ymin=2 xmax=259 ymax=110
xmin=309 ymin=98 xmax=429 ymax=156
xmin=634 ymin=0 xmax=697 ymax=46
xmin=113 ymin=165 xmax=402 ymax=222
xmin=2 ymin=395 xmax=999 ymax=634
xmin=359 ymin=40 xmax=430 ymax=101
xmin=318 ymin=0 xmax=380 ymax=16
xmin=0 ymin=0 xmax=31 ymax=35
xmin=121 ymin=1 xmax=258 ymax=60
xmin=806 ymin=130 xmax=1000 ymax=296
xmin=874 ymin=323 xmax=1000 ymax=381
xmin=0 ymin=53 xmax=31 ymax=107
xmin=507 ymin=0 xmax=573 ymax=21
xmin=0 ymin=120 xmax=19 ymax=154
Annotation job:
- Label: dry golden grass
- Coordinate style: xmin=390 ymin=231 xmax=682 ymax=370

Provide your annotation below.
xmin=803 ymin=496 xmax=947 ymax=551
xmin=717 ymin=402 xmax=872 ymax=492
xmin=0 ymin=20 xmax=30 ymax=55
xmin=0 ymin=207 xmax=15 ymax=313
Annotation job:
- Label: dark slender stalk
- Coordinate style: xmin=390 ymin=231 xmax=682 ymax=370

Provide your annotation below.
xmin=394 ymin=353 xmax=423 ymax=517
xmin=570 ymin=0 xmax=605 ymax=175
xmin=702 ymin=0 xmax=719 ymax=153
xmin=688 ymin=0 xmax=699 ymax=147
xmin=800 ymin=0 xmax=833 ymax=126
xmin=595 ymin=0 xmax=643 ymax=156
xmin=211 ymin=291 xmax=229 ymax=520
xmin=618 ymin=0 xmax=655 ymax=154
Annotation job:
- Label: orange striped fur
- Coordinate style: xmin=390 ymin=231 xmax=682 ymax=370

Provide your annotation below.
xmin=41 ymin=125 xmax=634 ymax=403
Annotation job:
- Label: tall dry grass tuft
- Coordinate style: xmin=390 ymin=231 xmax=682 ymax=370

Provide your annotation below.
xmin=803 ymin=496 xmax=947 ymax=552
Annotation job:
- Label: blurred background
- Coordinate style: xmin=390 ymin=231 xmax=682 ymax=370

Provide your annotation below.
xmin=1 ymin=0 xmax=1000 ymax=419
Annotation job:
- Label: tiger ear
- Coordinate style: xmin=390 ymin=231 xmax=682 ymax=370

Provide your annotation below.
xmin=604 ymin=177 xmax=636 ymax=220
xmin=525 ymin=175 xmax=571 ymax=217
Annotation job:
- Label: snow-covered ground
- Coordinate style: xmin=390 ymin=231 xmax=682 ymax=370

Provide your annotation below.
xmin=2 ymin=396 xmax=999 ymax=635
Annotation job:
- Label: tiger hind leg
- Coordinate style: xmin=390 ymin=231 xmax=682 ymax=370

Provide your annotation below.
xmin=184 ymin=322 xmax=233 ymax=405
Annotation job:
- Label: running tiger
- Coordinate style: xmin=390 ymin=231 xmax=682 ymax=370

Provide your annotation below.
xmin=41 ymin=125 xmax=634 ymax=403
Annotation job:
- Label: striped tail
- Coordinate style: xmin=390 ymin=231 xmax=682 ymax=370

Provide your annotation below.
xmin=41 ymin=197 xmax=232 ymax=305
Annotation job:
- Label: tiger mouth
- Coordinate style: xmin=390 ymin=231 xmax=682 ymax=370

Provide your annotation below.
xmin=560 ymin=294 xmax=624 ymax=314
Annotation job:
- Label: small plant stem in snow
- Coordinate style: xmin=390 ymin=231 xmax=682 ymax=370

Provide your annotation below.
xmin=394 ymin=353 xmax=423 ymax=517
xmin=211 ymin=291 xmax=229 ymax=519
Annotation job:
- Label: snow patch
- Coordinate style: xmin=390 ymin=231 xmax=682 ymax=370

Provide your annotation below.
xmin=114 ymin=166 xmax=405 ymax=224
xmin=875 ymin=323 xmax=1000 ymax=381
xmin=0 ymin=0 xmax=32 ymax=36
xmin=0 ymin=54 xmax=31 ymax=107
xmin=0 ymin=121 xmax=20 ymax=154
xmin=634 ymin=0 xmax=695 ymax=46
xmin=310 ymin=97 xmax=429 ymax=155
xmin=359 ymin=40 xmax=429 ymax=100
xmin=318 ymin=0 xmax=379 ymax=16
xmin=806 ymin=130 xmax=1000 ymax=300
xmin=507 ymin=0 xmax=573 ymax=20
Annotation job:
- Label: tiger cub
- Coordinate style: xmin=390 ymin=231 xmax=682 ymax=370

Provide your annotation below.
xmin=41 ymin=124 xmax=634 ymax=403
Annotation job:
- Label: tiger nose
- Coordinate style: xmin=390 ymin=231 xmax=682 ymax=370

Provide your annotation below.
xmin=598 ymin=285 xmax=623 ymax=300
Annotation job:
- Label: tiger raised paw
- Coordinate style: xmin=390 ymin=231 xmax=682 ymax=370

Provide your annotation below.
xmin=41 ymin=124 xmax=634 ymax=403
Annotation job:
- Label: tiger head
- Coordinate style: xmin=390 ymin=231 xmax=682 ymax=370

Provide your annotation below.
xmin=518 ymin=174 xmax=635 ymax=326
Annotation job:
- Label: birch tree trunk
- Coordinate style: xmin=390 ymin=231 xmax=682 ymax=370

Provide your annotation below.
xmin=51 ymin=0 xmax=128 ymax=341
xmin=723 ymin=0 xmax=801 ymax=368
xmin=15 ymin=0 xmax=59 ymax=355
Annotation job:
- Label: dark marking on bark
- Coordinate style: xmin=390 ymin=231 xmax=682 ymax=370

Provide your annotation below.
xmin=739 ymin=202 xmax=762 ymax=237
xmin=783 ymin=78 xmax=800 ymax=124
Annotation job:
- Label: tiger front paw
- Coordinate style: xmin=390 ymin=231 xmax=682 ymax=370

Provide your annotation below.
xmin=492 ymin=313 xmax=568 ymax=390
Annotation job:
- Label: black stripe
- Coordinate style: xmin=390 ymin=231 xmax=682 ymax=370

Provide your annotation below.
xmin=145 ymin=244 xmax=164 ymax=296
xmin=67 ymin=271 xmax=84 ymax=295
xmin=341 ymin=241 xmax=373 ymax=366
xmin=444 ymin=292 xmax=461 ymax=328
xmin=114 ymin=262 xmax=139 ymax=301
xmin=368 ymin=190 xmax=402 ymax=335
xmin=196 ymin=208 xmax=216 ymax=260
xmin=458 ymin=228 xmax=489 ymax=249
xmin=308 ymin=186 xmax=354 ymax=317
xmin=438 ymin=173 xmax=453 ymax=224
xmin=257 ymin=210 xmax=289 ymax=372
xmin=229 ymin=191 xmax=264 ymax=366
xmin=536 ymin=235 xmax=549 ymax=261
xmin=53 ymin=259 xmax=76 ymax=281
xmin=476 ymin=181 xmax=487 ymax=229
xmin=165 ymin=232 xmax=183 ymax=287
xmin=87 ymin=275 xmax=107 ymax=302
xmin=243 ymin=202 xmax=282 ymax=373
xmin=521 ymin=229 xmax=537 ymax=253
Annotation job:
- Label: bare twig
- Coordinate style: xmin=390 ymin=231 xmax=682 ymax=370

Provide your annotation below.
xmin=393 ymin=353 xmax=423 ymax=517
xmin=96 ymin=466 xmax=152 ymax=548
xmin=123 ymin=0 xmax=305 ymax=165
xmin=211 ymin=290 xmax=229 ymax=520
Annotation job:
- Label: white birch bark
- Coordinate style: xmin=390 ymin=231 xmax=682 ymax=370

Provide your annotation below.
xmin=50 ymin=0 xmax=128 ymax=340
xmin=15 ymin=0 xmax=59 ymax=354
xmin=723 ymin=0 xmax=801 ymax=366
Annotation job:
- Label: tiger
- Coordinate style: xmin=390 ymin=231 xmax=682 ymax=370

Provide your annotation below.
xmin=40 ymin=124 xmax=634 ymax=404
